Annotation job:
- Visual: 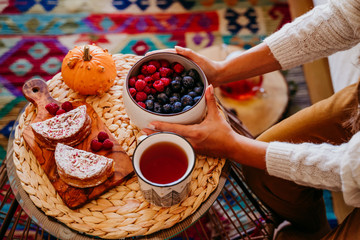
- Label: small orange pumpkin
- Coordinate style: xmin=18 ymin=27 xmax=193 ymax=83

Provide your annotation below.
xmin=61 ymin=44 xmax=117 ymax=95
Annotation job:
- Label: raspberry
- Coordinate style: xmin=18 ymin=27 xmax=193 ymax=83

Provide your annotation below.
xmin=159 ymin=67 xmax=173 ymax=77
xmin=61 ymin=101 xmax=73 ymax=112
xmin=135 ymin=79 xmax=146 ymax=91
xmin=97 ymin=131 xmax=109 ymax=142
xmin=160 ymin=77 xmax=171 ymax=86
xmin=129 ymin=88 xmax=137 ymax=97
xmin=152 ymin=72 xmax=160 ymax=81
xmin=136 ymin=92 xmax=147 ymax=102
xmin=129 ymin=76 xmax=137 ymax=87
xmin=160 ymin=59 xmax=170 ymax=68
xmin=150 ymin=88 xmax=157 ymax=95
xmin=144 ymin=76 xmax=153 ymax=86
xmin=56 ymin=109 xmax=66 ymax=115
xmin=103 ymin=139 xmax=114 ymax=149
xmin=144 ymin=85 xmax=151 ymax=94
xmin=140 ymin=64 xmax=148 ymax=75
xmin=91 ymin=139 xmax=103 ymax=152
xmin=173 ymin=63 xmax=185 ymax=74
xmin=45 ymin=102 xmax=59 ymax=115
xmin=148 ymin=60 xmax=160 ymax=69
xmin=137 ymin=74 xmax=145 ymax=80
xmin=147 ymin=65 xmax=157 ymax=74
xmin=137 ymin=101 xmax=146 ymax=109
xmin=153 ymin=80 xmax=165 ymax=92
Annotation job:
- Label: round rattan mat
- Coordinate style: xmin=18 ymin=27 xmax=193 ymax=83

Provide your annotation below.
xmin=11 ymin=54 xmax=226 ymax=239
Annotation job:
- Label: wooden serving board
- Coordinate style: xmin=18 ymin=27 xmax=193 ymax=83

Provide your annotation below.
xmin=21 ymin=78 xmax=134 ymax=209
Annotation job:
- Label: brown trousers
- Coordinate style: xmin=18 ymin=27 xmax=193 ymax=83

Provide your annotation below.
xmin=242 ymin=82 xmax=360 ymax=239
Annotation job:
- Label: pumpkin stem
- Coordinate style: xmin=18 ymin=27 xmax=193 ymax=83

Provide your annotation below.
xmin=83 ymin=45 xmax=92 ymax=61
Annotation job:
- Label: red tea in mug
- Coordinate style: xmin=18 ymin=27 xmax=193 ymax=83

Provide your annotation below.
xmin=219 ymin=75 xmax=263 ymax=100
xmin=140 ymin=142 xmax=188 ymax=184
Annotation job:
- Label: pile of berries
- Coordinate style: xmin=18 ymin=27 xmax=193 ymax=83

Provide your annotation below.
xmin=128 ymin=59 xmax=204 ymax=114
xmin=91 ymin=131 xmax=114 ymax=152
xmin=45 ymin=101 xmax=73 ymax=116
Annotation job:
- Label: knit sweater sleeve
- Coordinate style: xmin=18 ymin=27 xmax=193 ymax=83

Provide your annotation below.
xmin=266 ymin=131 xmax=360 ymax=207
xmin=263 ymin=0 xmax=360 ymax=70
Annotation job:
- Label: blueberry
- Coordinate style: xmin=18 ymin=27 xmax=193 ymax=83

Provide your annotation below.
xmin=187 ymin=69 xmax=200 ymax=81
xmin=182 ymin=76 xmax=195 ymax=88
xmin=195 ymin=79 xmax=204 ymax=87
xmin=145 ymin=99 xmax=154 ymax=110
xmin=172 ymin=92 xmax=181 ymax=99
xmin=194 ymin=96 xmax=201 ymax=103
xmin=165 ymin=86 xmax=172 ymax=96
xmin=180 ymin=86 xmax=187 ymax=95
xmin=194 ymin=86 xmax=203 ymax=95
xmin=157 ymin=93 xmax=169 ymax=104
xmin=163 ymin=104 xmax=172 ymax=113
xmin=172 ymin=102 xmax=182 ymax=113
xmin=173 ymin=76 xmax=182 ymax=82
xmin=154 ymin=102 xmax=162 ymax=113
xmin=169 ymin=96 xmax=180 ymax=104
xmin=147 ymin=94 xmax=155 ymax=101
xmin=181 ymin=95 xmax=194 ymax=106
xmin=188 ymin=91 xmax=197 ymax=98
xmin=182 ymin=105 xmax=192 ymax=112
xmin=170 ymin=79 xmax=181 ymax=92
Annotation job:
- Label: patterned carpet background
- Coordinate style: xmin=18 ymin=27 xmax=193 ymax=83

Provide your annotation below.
xmin=1 ymin=0 xmax=334 ymax=239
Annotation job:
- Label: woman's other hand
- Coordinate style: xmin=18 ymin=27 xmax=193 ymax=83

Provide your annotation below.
xmin=146 ymin=46 xmax=223 ymax=87
xmin=146 ymin=43 xmax=281 ymax=88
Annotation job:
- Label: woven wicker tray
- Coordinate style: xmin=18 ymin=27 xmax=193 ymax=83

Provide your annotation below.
xmin=11 ymin=54 xmax=226 ymax=239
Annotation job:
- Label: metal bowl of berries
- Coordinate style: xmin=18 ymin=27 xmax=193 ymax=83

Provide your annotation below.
xmin=123 ymin=52 xmax=208 ymax=130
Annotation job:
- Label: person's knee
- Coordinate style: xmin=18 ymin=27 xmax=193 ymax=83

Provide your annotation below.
xmin=243 ymin=165 xmax=330 ymax=232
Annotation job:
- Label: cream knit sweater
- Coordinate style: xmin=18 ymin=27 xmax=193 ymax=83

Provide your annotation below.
xmin=264 ymin=0 xmax=360 ymax=70
xmin=263 ymin=0 xmax=360 ymax=207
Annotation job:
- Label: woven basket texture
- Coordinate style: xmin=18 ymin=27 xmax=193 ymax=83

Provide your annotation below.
xmin=12 ymin=54 xmax=226 ymax=239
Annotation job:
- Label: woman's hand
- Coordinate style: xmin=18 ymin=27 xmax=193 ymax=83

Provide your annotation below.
xmin=146 ymin=46 xmax=223 ymax=87
xmin=146 ymin=43 xmax=281 ymax=88
xmin=142 ymin=85 xmax=268 ymax=169
xmin=142 ymin=85 xmax=240 ymax=159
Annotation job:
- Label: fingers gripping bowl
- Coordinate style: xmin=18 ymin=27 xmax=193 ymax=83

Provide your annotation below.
xmin=123 ymin=52 xmax=208 ymax=129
